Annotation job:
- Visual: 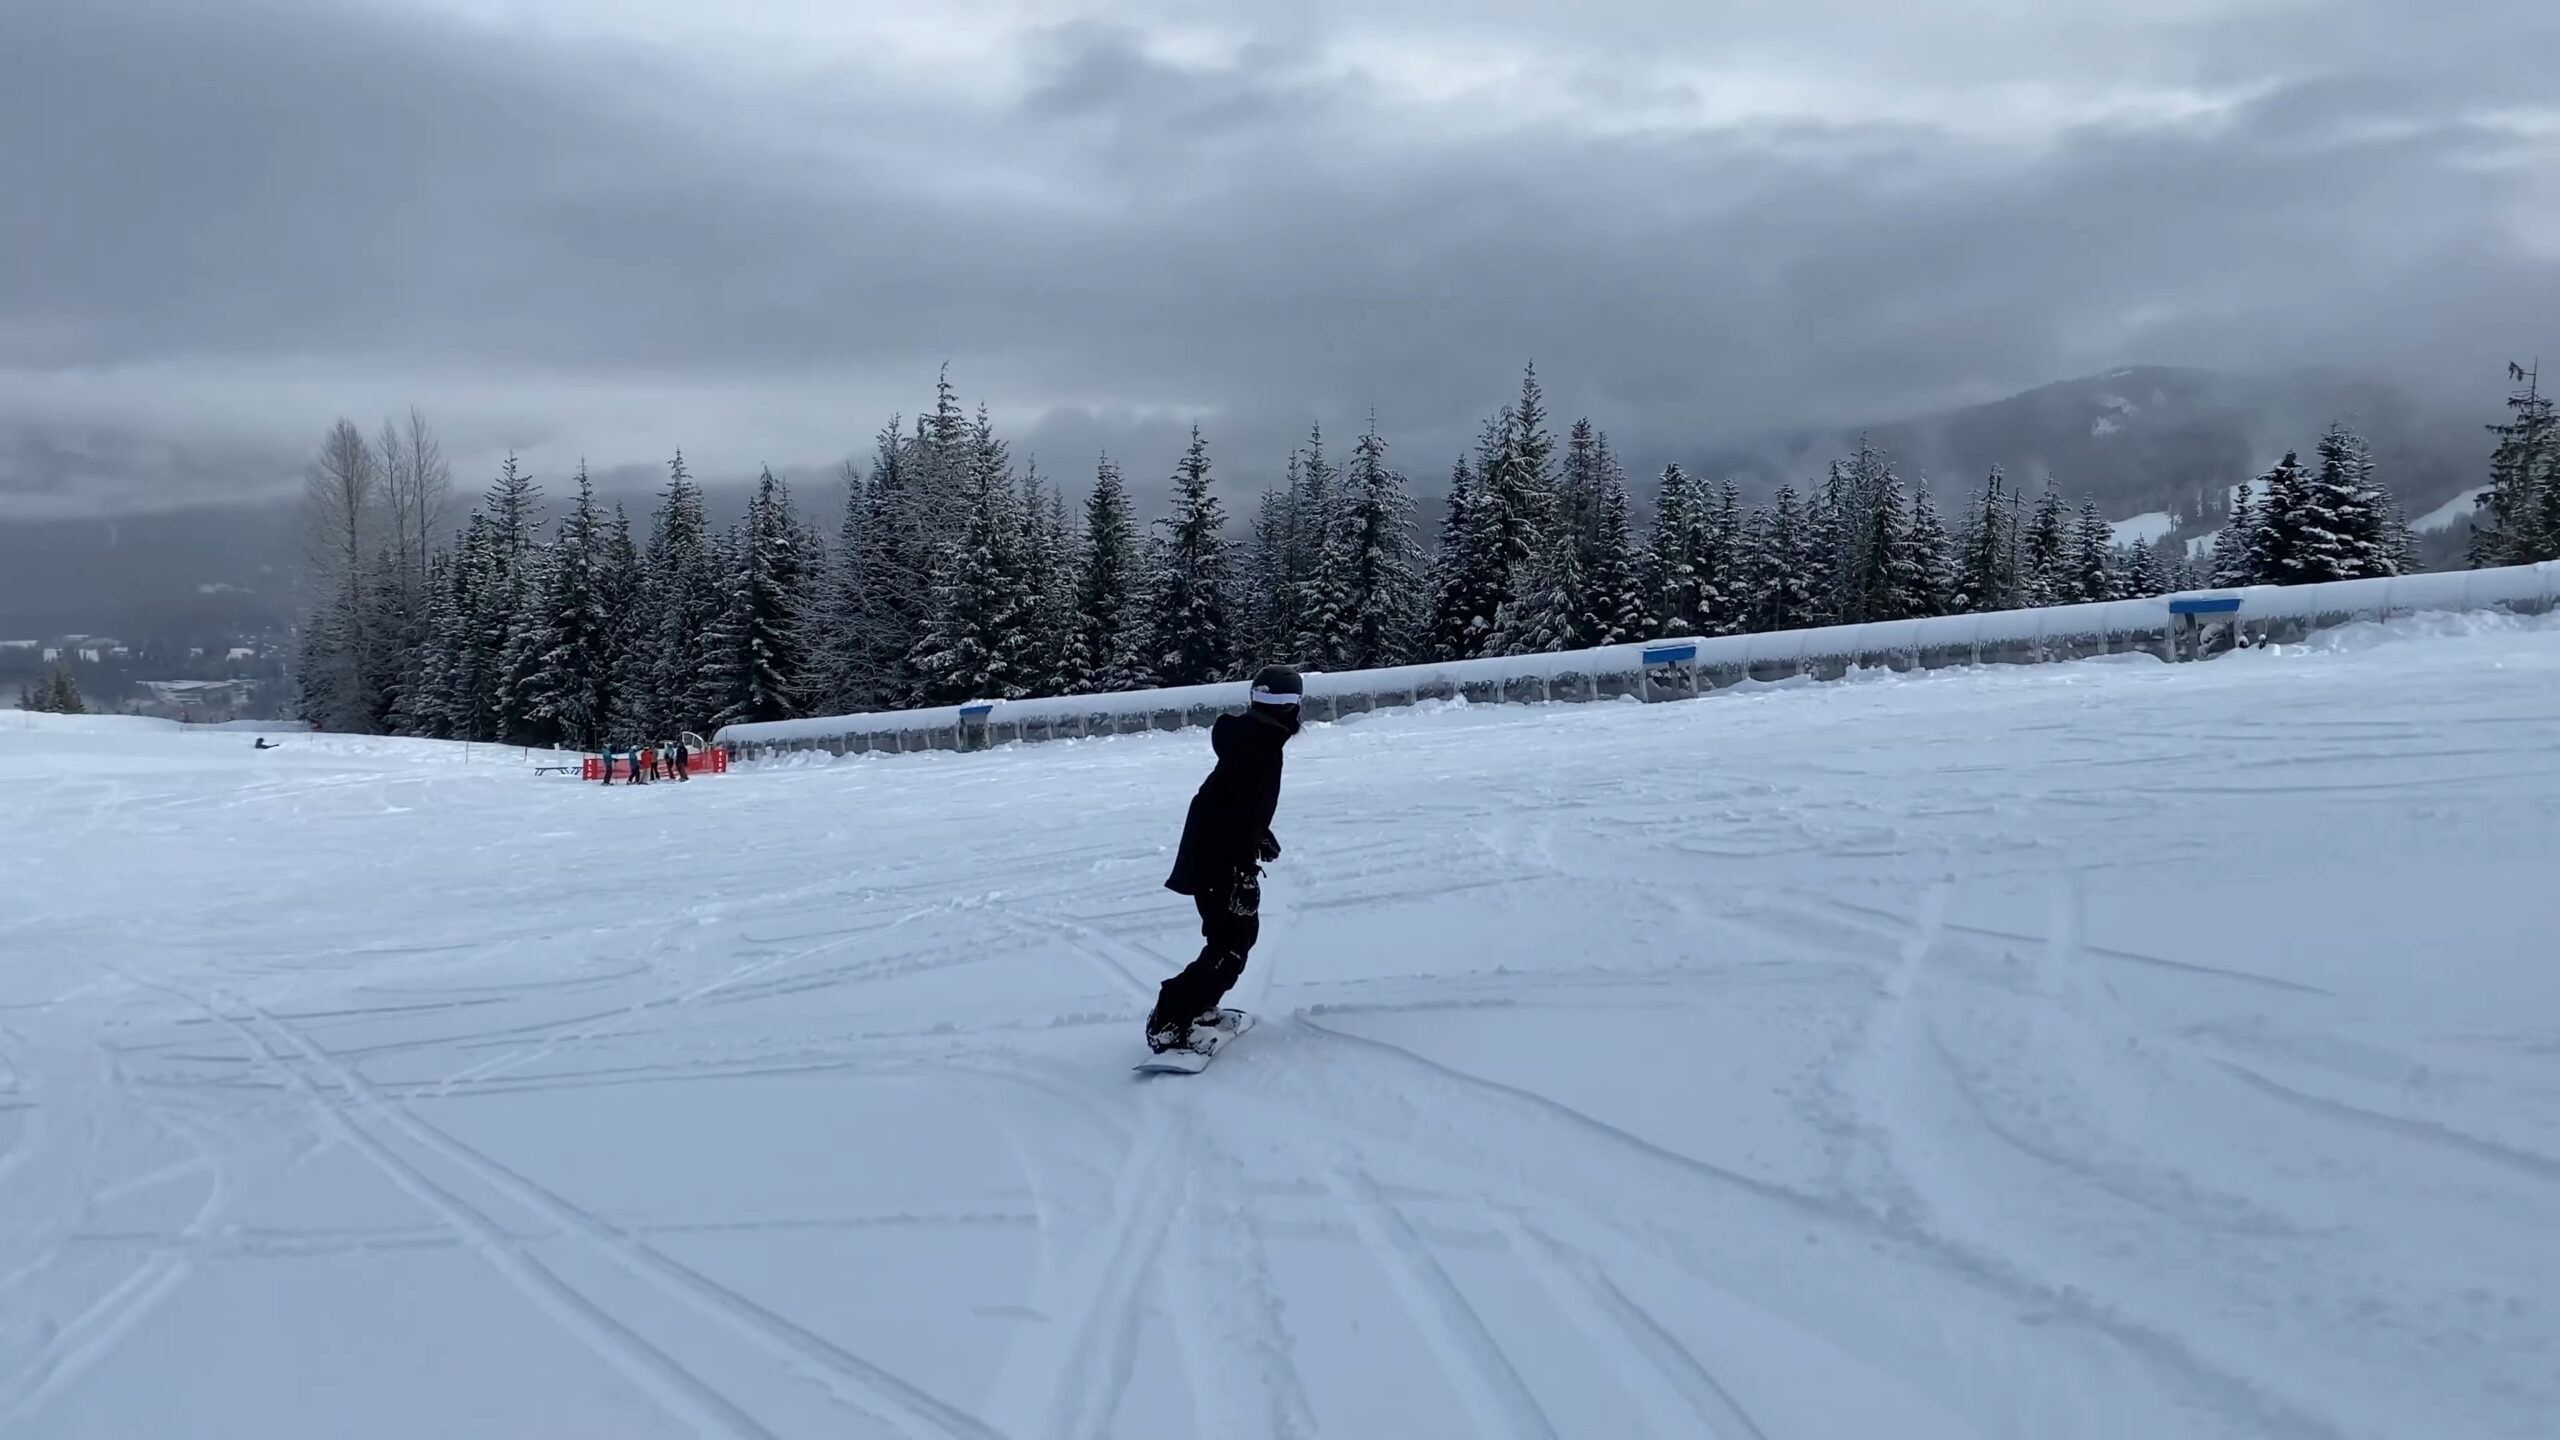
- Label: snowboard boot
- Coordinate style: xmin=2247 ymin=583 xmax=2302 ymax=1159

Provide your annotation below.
xmin=1146 ymin=1016 xmax=1196 ymax=1054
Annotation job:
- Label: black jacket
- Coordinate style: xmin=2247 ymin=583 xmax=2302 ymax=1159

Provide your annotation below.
xmin=1165 ymin=710 xmax=1288 ymax=895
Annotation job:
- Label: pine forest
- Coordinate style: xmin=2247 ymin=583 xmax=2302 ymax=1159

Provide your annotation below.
xmin=291 ymin=362 xmax=2556 ymax=745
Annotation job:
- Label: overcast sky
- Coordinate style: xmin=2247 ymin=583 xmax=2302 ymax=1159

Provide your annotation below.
xmin=3 ymin=0 xmax=2555 ymax=515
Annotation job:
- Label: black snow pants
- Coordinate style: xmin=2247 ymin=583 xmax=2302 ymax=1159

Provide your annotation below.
xmin=1150 ymin=869 xmax=1261 ymax=1029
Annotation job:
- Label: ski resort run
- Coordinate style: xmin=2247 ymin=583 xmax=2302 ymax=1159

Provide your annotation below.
xmin=2 ymin=611 xmax=2557 ymax=1439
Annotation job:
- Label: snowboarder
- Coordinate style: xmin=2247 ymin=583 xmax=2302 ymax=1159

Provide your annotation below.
xmin=668 ymin=738 xmax=690 ymax=781
xmin=253 ymin=737 xmax=278 ymax=750
xmin=600 ymin=743 xmax=617 ymax=785
xmin=1145 ymin=664 xmax=1301 ymax=1053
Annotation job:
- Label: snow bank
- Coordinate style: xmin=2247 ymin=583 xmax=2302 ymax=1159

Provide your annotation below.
xmin=718 ymin=561 xmax=2560 ymax=758
xmin=2239 ymin=605 xmax=2560 ymax=657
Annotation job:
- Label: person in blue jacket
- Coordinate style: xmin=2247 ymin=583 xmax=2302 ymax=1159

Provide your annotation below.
xmin=1145 ymin=665 xmax=1301 ymax=1052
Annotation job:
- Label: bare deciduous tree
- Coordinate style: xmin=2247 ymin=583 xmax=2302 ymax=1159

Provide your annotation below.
xmin=296 ymin=419 xmax=383 ymax=730
xmin=379 ymin=407 xmax=452 ymax=597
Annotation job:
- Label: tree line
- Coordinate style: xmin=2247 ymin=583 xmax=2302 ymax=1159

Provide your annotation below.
xmin=13 ymin=667 xmax=87 ymax=715
xmin=295 ymin=361 xmax=2518 ymax=747
xmin=2466 ymin=361 xmax=2560 ymax=569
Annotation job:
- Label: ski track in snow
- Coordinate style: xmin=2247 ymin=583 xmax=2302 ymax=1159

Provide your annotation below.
xmin=5 ymin=615 xmax=2560 ymax=1437
xmin=1313 ymin=1154 xmax=1559 ymax=1440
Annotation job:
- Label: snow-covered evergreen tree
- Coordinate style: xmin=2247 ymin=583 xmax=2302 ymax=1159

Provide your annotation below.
xmin=2471 ymin=361 xmax=2557 ymax=568
xmin=2156 ymin=547 xmax=2197 ymax=594
xmin=713 ymin=466 xmax=813 ymax=726
xmin=2246 ymin=451 xmax=2310 ymax=585
xmin=1908 ymin=479 xmax=1957 ymax=617
xmin=352 ymin=535 xmax=425 ymax=734
xmin=1646 ymin=464 xmax=1711 ymax=636
xmin=598 ymin=504 xmax=645 ymax=738
xmin=1425 ymin=455 xmax=1488 ymax=660
xmin=2071 ymin=499 xmax=2118 ymax=603
xmin=2379 ymin=495 xmax=2418 ymax=577
xmin=28 ymin=666 xmax=86 ymax=714
xmin=2022 ymin=482 xmax=2071 ymax=607
xmin=644 ymin=452 xmax=724 ymax=734
xmin=1807 ymin=462 xmax=1853 ymax=622
xmin=400 ymin=547 xmax=462 ymax=737
xmin=2209 ymin=481 xmax=2259 ymax=587
xmin=1022 ymin=465 xmax=1084 ymax=696
xmin=1320 ymin=417 xmax=1425 ymax=669
xmin=1241 ymin=457 xmax=1303 ymax=670
xmin=849 ymin=420 xmax=921 ymax=709
xmin=447 ymin=519 xmax=501 ymax=737
xmin=495 ymin=538 xmax=557 ymax=748
xmin=1448 ymin=369 xmax=1562 ymax=656
xmin=1291 ymin=424 xmax=1357 ymax=669
xmin=2298 ymin=423 xmax=2393 ymax=582
xmin=1142 ymin=426 xmax=1236 ymax=686
xmin=1831 ymin=441 xmax=1901 ymax=623
xmin=1557 ymin=418 xmax=1602 ymax=555
xmin=1577 ymin=434 xmax=1648 ymax=645
xmin=523 ymin=463 xmax=613 ymax=749
xmin=801 ymin=461 xmax=872 ymax=716
xmin=2335 ymin=425 xmax=2408 ymax=577
xmin=439 ymin=502 xmax=493 ymax=739
xmin=1503 ymin=365 xmax=1559 ymax=534
xmin=1857 ymin=463 xmax=1925 ymax=621
xmin=907 ymin=368 xmax=973 ymax=558
xmin=2120 ymin=537 xmax=2168 ymax=597
xmin=910 ymin=412 xmax=1038 ymax=703
xmin=1746 ymin=481 xmax=1823 ymax=632
xmin=469 ymin=454 xmax=547 ymax=745
xmin=1077 ymin=454 xmax=1147 ymax=692
xmin=690 ymin=524 xmax=750 ymax=726
xmin=1705 ymin=478 xmax=1746 ymax=635
xmin=1489 ymin=529 xmax=1584 ymax=655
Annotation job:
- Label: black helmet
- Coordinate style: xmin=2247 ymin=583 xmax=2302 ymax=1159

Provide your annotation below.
xmin=1250 ymin=665 xmax=1303 ymax=703
xmin=1249 ymin=664 xmax=1304 ymax=733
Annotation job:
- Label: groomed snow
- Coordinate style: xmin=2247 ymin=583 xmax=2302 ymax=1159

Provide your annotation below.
xmin=5 ymin=614 xmax=2559 ymax=1439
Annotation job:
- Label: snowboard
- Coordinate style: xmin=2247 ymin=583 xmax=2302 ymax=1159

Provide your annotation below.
xmin=1132 ymin=1009 xmax=1255 ymax=1075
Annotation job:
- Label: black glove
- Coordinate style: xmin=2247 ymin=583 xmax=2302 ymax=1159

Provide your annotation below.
xmin=1257 ymin=830 xmax=1281 ymax=863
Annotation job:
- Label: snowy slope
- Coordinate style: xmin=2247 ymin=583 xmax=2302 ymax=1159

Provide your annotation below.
xmin=2107 ymin=510 xmax=2173 ymax=546
xmin=2413 ymin=485 xmax=2490 ymax=533
xmin=5 ymin=616 xmax=2560 ymax=1440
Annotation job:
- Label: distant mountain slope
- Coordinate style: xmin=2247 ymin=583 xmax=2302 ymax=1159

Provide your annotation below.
xmin=1679 ymin=366 xmax=2486 ymax=543
xmin=0 ymin=502 xmax=299 ymax=640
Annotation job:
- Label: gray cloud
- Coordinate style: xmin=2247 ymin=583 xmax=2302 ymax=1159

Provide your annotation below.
xmin=1 ymin=0 xmax=2554 ymax=516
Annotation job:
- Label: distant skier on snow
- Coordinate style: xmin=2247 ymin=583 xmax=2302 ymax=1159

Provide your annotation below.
xmin=1146 ymin=664 xmax=1301 ymax=1054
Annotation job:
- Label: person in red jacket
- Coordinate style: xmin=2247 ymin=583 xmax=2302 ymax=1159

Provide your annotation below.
xmin=1145 ymin=665 xmax=1300 ymax=1053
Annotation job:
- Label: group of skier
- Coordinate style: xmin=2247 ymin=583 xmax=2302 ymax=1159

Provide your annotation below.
xmin=600 ymin=739 xmax=691 ymax=784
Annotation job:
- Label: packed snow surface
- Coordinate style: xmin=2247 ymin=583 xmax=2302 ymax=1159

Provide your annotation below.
xmin=6 ymin=615 xmax=2560 ymax=1440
